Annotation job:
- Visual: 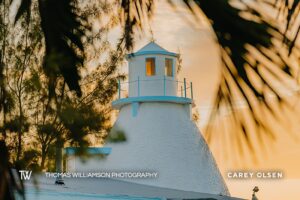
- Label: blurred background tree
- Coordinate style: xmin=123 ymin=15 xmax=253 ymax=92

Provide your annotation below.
xmin=0 ymin=0 xmax=126 ymax=199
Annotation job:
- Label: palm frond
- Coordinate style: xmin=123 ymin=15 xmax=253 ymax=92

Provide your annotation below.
xmin=272 ymin=0 xmax=300 ymax=54
xmin=119 ymin=0 xmax=154 ymax=50
xmin=180 ymin=0 xmax=298 ymax=155
xmin=14 ymin=0 xmax=86 ymax=97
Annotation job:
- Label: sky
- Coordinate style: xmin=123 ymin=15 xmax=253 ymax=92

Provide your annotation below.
xmin=119 ymin=1 xmax=300 ymax=199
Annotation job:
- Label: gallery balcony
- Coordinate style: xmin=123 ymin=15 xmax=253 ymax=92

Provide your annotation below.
xmin=112 ymin=76 xmax=194 ymax=109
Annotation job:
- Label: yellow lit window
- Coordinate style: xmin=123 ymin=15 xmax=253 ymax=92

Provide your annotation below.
xmin=165 ymin=58 xmax=173 ymax=77
xmin=146 ymin=58 xmax=156 ymax=76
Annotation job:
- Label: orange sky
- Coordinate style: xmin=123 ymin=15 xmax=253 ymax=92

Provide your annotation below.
xmin=124 ymin=1 xmax=300 ymax=199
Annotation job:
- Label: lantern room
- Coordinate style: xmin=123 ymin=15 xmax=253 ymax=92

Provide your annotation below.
xmin=126 ymin=42 xmax=179 ymax=97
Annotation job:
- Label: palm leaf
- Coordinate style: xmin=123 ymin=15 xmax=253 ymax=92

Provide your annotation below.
xmin=120 ymin=0 xmax=154 ymax=50
xmin=272 ymin=0 xmax=300 ymax=54
xmin=14 ymin=0 xmax=86 ymax=97
xmin=180 ymin=0 xmax=298 ymax=155
xmin=117 ymin=0 xmax=298 ymax=155
xmin=12 ymin=0 xmax=299 ymax=157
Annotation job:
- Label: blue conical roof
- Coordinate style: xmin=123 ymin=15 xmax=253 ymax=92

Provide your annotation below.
xmin=127 ymin=42 xmax=178 ymax=58
xmin=137 ymin=42 xmax=169 ymax=52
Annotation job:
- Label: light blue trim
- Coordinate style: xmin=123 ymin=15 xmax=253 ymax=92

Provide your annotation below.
xmin=164 ymin=58 xmax=174 ymax=77
xmin=112 ymin=96 xmax=192 ymax=109
xmin=26 ymin=188 xmax=163 ymax=200
xmin=184 ymin=78 xmax=187 ymax=98
xmin=163 ymin=76 xmax=166 ymax=96
xmin=137 ymin=76 xmax=140 ymax=96
xmin=65 ymin=147 xmax=112 ymax=155
xmin=190 ymin=82 xmax=193 ymax=100
xmin=118 ymin=79 xmax=121 ymax=99
xmin=127 ymin=51 xmax=178 ymax=58
xmin=180 ymin=86 xmax=183 ymax=97
xmin=132 ymin=102 xmax=139 ymax=117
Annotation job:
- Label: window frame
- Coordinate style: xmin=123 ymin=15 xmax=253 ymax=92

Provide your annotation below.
xmin=145 ymin=57 xmax=156 ymax=76
xmin=165 ymin=58 xmax=174 ymax=77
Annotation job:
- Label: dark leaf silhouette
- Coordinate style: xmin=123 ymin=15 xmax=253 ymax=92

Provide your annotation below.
xmin=118 ymin=0 xmax=299 ymax=155
xmin=274 ymin=0 xmax=300 ymax=54
xmin=0 ymin=141 xmax=25 ymax=200
xmin=120 ymin=0 xmax=154 ymax=50
xmin=14 ymin=0 xmax=86 ymax=97
xmin=177 ymin=0 xmax=297 ymax=154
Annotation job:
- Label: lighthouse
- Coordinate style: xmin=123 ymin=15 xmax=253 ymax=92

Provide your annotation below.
xmin=101 ymin=42 xmax=229 ymax=195
xmin=65 ymin=42 xmax=231 ymax=198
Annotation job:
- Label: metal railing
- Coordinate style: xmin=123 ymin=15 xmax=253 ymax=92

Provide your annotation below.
xmin=117 ymin=76 xmax=193 ymax=100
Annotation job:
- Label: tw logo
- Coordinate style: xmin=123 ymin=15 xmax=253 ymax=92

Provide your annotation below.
xmin=19 ymin=170 xmax=32 ymax=180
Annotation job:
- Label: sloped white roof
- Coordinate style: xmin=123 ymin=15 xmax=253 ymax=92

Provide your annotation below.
xmin=25 ymin=176 xmax=244 ymax=200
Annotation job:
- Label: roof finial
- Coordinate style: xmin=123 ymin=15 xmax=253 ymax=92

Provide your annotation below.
xmin=149 ymin=27 xmax=156 ymax=42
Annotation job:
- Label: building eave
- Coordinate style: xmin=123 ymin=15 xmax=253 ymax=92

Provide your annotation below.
xmin=112 ymin=96 xmax=192 ymax=110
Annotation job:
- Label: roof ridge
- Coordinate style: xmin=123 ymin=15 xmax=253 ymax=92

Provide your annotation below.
xmin=136 ymin=41 xmax=170 ymax=53
xmin=126 ymin=42 xmax=178 ymax=58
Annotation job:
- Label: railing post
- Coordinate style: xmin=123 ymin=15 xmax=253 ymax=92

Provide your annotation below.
xmin=184 ymin=78 xmax=187 ymax=98
xmin=118 ymin=79 xmax=121 ymax=99
xmin=181 ymin=86 xmax=183 ymax=97
xmin=190 ymin=82 xmax=193 ymax=100
xmin=137 ymin=76 xmax=140 ymax=96
xmin=163 ymin=75 xmax=166 ymax=96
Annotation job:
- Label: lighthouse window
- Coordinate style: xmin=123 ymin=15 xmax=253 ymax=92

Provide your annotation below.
xmin=146 ymin=58 xmax=156 ymax=76
xmin=165 ymin=58 xmax=173 ymax=77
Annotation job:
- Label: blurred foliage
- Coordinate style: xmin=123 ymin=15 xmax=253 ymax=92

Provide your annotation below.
xmin=14 ymin=0 xmax=86 ymax=97
xmin=0 ymin=141 xmax=25 ymax=200
xmin=1 ymin=0 xmax=298 ymax=167
xmin=1 ymin=2 xmax=126 ymax=199
xmin=192 ymin=109 xmax=200 ymax=123
xmin=119 ymin=0 xmax=154 ymax=50
xmin=107 ymin=127 xmax=127 ymax=143
xmin=97 ymin=0 xmax=300 ymax=156
xmin=274 ymin=0 xmax=300 ymax=54
xmin=168 ymin=0 xmax=300 ymax=157
xmin=21 ymin=149 xmax=41 ymax=171
xmin=1 ymin=0 xmax=300 ymax=199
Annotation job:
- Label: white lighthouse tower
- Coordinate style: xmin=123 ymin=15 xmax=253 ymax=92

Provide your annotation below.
xmin=65 ymin=42 xmax=233 ymax=199
xmin=100 ymin=42 xmax=230 ymax=195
